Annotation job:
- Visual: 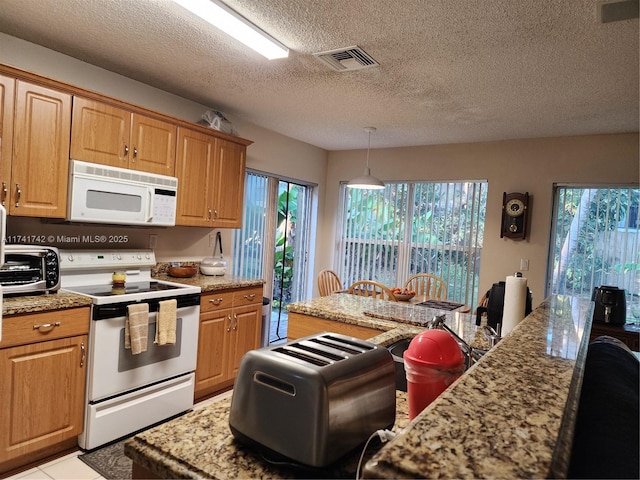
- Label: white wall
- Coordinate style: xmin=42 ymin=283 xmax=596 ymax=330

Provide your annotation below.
xmin=322 ymin=134 xmax=639 ymax=304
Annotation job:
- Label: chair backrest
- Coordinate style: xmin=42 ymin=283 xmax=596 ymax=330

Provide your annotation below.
xmin=347 ymin=280 xmax=398 ymax=301
xmin=403 ymin=273 xmax=447 ymax=300
xmin=317 ymin=269 xmax=343 ymax=297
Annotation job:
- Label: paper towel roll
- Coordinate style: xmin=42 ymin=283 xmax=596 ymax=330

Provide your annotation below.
xmin=502 ymin=274 xmax=528 ymax=336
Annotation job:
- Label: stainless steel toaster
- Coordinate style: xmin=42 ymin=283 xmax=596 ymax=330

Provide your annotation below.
xmin=229 ymin=332 xmax=396 ymax=468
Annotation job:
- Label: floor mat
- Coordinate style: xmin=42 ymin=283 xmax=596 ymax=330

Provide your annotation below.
xmin=78 ymin=440 xmax=132 ymax=480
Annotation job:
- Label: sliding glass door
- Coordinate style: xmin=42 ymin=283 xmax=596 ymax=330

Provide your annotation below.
xmin=233 ymin=171 xmax=313 ymax=344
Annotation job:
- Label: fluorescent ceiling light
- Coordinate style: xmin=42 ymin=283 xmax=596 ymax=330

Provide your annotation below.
xmin=174 ymin=0 xmax=289 ymax=60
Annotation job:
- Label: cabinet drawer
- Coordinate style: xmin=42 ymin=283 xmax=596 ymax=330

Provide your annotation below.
xmin=233 ymin=286 xmax=263 ymax=306
xmin=200 ymin=291 xmax=234 ymax=313
xmin=0 ymin=308 xmax=90 ymax=349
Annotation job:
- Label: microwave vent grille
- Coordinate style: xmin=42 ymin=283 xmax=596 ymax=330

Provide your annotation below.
xmin=72 ymin=160 xmax=178 ymax=188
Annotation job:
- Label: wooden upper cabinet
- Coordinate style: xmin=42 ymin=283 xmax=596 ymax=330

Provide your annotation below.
xmin=11 ymin=81 xmax=71 ymax=218
xmin=0 ymin=75 xmax=15 ymax=210
xmin=70 ymin=97 xmax=176 ymax=176
xmin=130 ymin=114 xmax=176 ymax=175
xmin=175 ymin=127 xmax=246 ymax=228
xmin=175 ymin=127 xmax=215 ymax=226
xmin=212 ymin=139 xmax=246 ymax=228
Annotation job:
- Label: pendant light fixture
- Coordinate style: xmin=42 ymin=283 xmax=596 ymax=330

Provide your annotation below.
xmin=347 ymin=127 xmax=385 ymax=190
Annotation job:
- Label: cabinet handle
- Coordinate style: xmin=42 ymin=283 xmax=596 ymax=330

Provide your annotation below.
xmin=243 ymin=294 xmax=256 ymax=301
xmin=209 ymin=297 xmax=223 ymax=305
xmin=33 ymin=321 xmax=61 ymax=331
xmin=208 ymin=208 xmax=212 ymax=220
xmin=233 ymin=313 xmax=238 ymax=331
xmin=213 ymin=208 xmax=218 ymax=219
xmin=226 ymin=314 xmax=233 ymax=333
xmin=80 ymin=342 xmax=86 ymax=367
xmin=133 ymin=147 xmax=138 ymax=159
xmin=124 ymin=145 xmax=129 ymax=157
xmin=1 ymin=182 xmax=6 ymax=206
xmin=14 ymin=183 xmax=20 ymax=207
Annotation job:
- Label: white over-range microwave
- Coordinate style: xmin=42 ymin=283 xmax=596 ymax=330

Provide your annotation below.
xmin=67 ymin=160 xmax=178 ymax=227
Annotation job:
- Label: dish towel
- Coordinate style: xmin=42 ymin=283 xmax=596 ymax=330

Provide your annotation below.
xmin=155 ymin=299 xmax=177 ymax=346
xmin=125 ymin=303 xmax=149 ymax=355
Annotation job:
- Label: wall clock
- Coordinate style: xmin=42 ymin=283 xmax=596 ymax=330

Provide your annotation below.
xmin=501 ymin=192 xmax=529 ymax=239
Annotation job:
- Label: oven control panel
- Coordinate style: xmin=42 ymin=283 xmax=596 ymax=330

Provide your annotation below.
xmin=59 ymin=249 xmax=156 ymax=271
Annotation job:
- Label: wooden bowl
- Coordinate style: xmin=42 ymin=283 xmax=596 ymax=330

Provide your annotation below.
xmin=168 ymin=265 xmax=198 ymax=278
xmin=394 ymin=292 xmax=416 ymax=302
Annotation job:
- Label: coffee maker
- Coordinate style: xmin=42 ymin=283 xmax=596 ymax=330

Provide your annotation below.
xmin=592 ymin=286 xmax=626 ymax=325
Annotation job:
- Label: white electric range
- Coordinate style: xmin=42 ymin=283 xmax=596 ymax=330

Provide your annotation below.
xmin=59 ymin=249 xmax=201 ymax=450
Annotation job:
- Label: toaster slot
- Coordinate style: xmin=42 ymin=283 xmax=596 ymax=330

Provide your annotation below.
xmin=253 ymin=371 xmax=296 ymax=396
xmin=273 ymin=347 xmax=331 ymax=366
xmin=308 ymin=337 xmax=366 ymax=355
xmin=292 ymin=342 xmax=346 ymax=361
xmin=321 ymin=334 xmax=375 ymax=352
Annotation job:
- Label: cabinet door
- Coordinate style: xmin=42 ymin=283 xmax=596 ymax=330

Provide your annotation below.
xmin=195 ymin=309 xmax=231 ymax=399
xmin=12 ymin=81 xmax=71 ymax=217
xmin=227 ymin=304 xmax=261 ymax=379
xmin=0 ymin=335 xmax=87 ymax=464
xmin=175 ymin=127 xmax=215 ymax=226
xmin=130 ymin=114 xmax=176 ymax=175
xmin=0 ymin=75 xmax=14 ymax=209
xmin=212 ymin=139 xmax=246 ymax=228
xmin=70 ymin=97 xmax=130 ymax=168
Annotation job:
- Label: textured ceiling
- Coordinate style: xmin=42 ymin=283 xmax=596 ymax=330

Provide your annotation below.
xmin=0 ymin=0 xmax=637 ymax=150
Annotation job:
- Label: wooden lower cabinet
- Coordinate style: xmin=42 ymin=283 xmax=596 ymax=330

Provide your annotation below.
xmin=0 ymin=308 xmax=89 ymax=474
xmin=0 ymin=334 xmax=88 ymax=473
xmin=287 ymin=312 xmax=384 ymax=341
xmin=194 ymin=286 xmax=262 ymax=400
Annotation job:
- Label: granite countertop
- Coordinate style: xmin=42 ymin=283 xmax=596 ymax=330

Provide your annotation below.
xmin=125 ymin=294 xmax=592 ymax=479
xmin=152 ymin=262 xmax=264 ymax=293
xmin=125 ymin=391 xmax=410 ymax=479
xmin=1 ymin=271 xmax=263 ymax=317
xmin=3 ymin=290 xmax=92 ymax=316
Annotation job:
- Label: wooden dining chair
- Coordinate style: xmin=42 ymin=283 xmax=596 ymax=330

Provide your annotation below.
xmin=403 ymin=273 xmax=447 ymax=300
xmin=317 ymin=269 xmax=343 ymax=297
xmin=347 ymin=280 xmax=398 ymax=301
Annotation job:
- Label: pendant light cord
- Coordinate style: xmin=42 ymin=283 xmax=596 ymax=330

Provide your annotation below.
xmin=366 ymin=129 xmax=371 ymax=168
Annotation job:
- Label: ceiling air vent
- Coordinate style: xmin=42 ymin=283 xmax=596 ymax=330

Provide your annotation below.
xmin=313 ymin=46 xmax=379 ymax=72
xmin=598 ymin=0 xmax=639 ymax=23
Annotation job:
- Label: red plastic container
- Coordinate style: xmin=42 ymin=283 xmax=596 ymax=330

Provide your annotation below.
xmin=404 ymin=329 xmax=466 ymax=419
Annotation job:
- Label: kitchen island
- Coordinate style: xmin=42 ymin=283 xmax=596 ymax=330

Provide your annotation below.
xmin=124 ymin=294 xmax=592 ymax=479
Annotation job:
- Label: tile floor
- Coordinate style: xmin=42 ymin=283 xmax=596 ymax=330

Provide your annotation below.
xmin=7 ymin=310 xmax=288 ymax=479
xmin=7 ymin=391 xmax=233 ymax=480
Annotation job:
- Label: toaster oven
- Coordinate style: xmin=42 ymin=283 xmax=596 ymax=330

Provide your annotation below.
xmin=0 ymin=245 xmax=60 ymax=295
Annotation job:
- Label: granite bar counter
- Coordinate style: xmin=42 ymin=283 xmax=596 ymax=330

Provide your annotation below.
xmin=125 ymin=391 xmax=410 ymax=479
xmin=364 ymin=295 xmax=592 ymax=479
xmin=125 ymin=294 xmax=592 ymax=479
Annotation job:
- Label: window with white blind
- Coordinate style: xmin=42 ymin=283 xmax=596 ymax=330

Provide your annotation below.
xmin=337 ymin=181 xmax=487 ymax=307
xmin=548 ymin=185 xmax=640 ymax=312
